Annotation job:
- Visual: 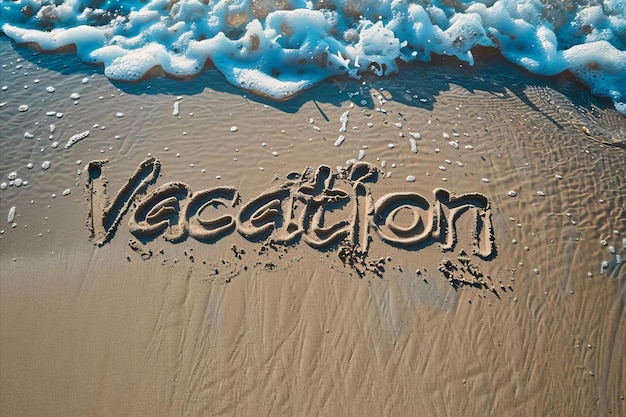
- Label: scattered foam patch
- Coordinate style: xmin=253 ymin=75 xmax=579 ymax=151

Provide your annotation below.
xmin=1 ymin=0 xmax=624 ymax=111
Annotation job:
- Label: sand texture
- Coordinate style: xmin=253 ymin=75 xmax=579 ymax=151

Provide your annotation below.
xmin=1 ymin=37 xmax=625 ymax=416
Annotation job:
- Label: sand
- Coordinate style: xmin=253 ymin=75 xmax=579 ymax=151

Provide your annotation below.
xmin=1 ymin=36 xmax=625 ymax=416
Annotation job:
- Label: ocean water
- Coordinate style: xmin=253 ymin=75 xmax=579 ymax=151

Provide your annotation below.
xmin=2 ymin=3 xmax=626 ymax=416
xmin=1 ymin=0 xmax=625 ymax=112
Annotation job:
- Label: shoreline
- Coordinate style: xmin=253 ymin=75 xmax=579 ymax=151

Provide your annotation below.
xmin=1 ymin=36 xmax=625 ymax=416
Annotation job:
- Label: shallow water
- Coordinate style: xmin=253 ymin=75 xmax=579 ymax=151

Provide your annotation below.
xmin=1 ymin=34 xmax=625 ymax=416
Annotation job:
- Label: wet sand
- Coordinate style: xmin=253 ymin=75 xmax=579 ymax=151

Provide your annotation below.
xmin=1 ymin=36 xmax=625 ymax=416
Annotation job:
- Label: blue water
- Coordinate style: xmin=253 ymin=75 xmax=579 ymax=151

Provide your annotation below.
xmin=1 ymin=0 xmax=625 ymax=113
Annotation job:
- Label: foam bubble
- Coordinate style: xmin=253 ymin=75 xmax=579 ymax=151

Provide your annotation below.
xmin=7 ymin=206 xmax=16 ymax=223
xmin=65 ymin=131 xmax=90 ymax=149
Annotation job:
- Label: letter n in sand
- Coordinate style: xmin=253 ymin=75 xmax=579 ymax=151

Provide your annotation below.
xmin=431 ymin=189 xmax=494 ymax=258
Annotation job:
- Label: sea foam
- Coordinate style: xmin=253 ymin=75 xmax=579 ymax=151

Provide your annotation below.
xmin=1 ymin=0 xmax=624 ymax=112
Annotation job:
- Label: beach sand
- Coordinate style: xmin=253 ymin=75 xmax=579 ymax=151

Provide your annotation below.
xmin=1 ymin=36 xmax=625 ymax=416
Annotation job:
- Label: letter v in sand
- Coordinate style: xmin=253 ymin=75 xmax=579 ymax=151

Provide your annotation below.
xmin=84 ymin=157 xmax=161 ymax=245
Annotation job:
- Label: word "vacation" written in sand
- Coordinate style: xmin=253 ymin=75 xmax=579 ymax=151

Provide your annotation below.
xmin=84 ymin=157 xmax=495 ymax=258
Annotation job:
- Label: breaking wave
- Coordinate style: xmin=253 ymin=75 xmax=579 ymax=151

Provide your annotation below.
xmin=1 ymin=0 xmax=625 ymax=113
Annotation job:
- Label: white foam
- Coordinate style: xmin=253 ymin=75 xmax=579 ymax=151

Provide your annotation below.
xmin=339 ymin=111 xmax=349 ymax=132
xmin=7 ymin=206 xmax=16 ymax=223
xmin=1 ymin=0 xmax=624 ymax=111
xmin=64 ymin=130 xmax=90 ymax=149
xmin=562 ymin=41 xmax=626 ymax=112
